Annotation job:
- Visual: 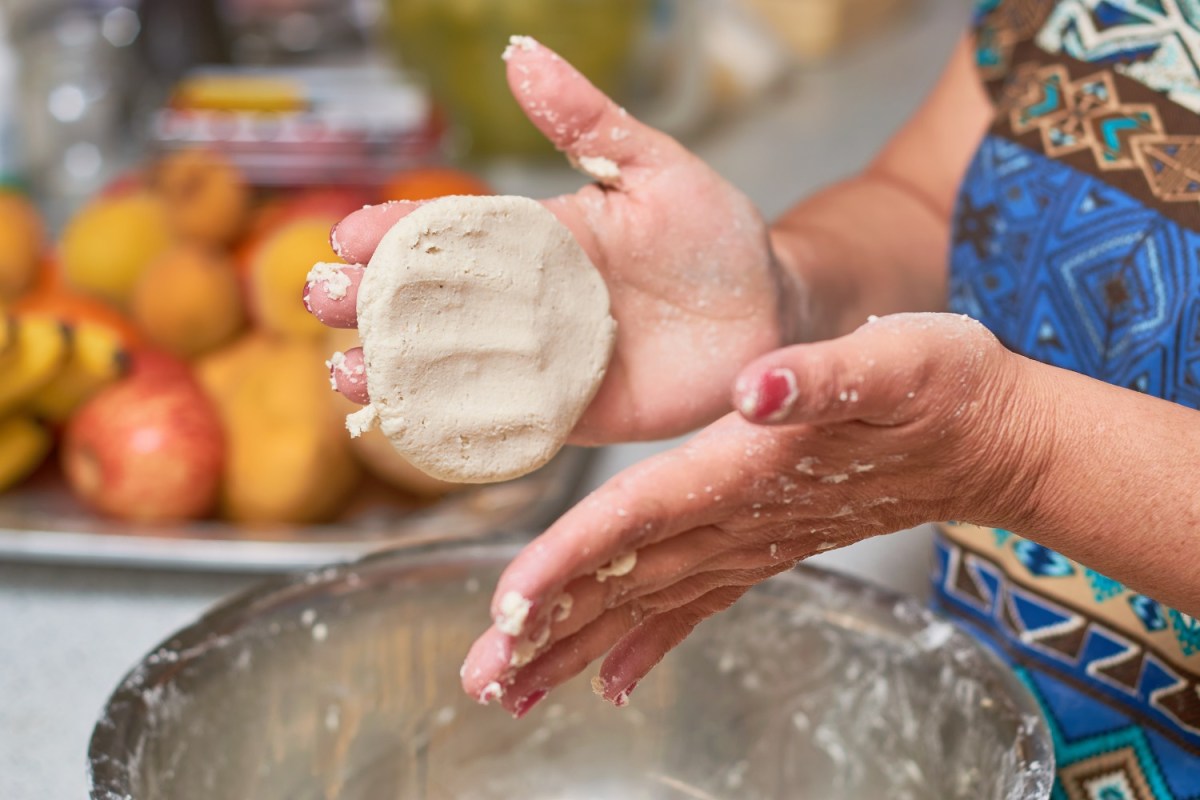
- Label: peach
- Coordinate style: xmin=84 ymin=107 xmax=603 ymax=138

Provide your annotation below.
xmin=0 ymin=191 xmax=46 ymax=301
xmin=132 ymin=245 xmax=244 ymax=358
xmin=154 ymin=149 xmax=250 ymax=246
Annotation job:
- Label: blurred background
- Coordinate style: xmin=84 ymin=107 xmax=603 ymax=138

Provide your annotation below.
xmin=0 ymin=1 xmax=975 ymax=796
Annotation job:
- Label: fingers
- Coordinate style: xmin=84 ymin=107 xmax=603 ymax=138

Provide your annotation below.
xmin=596 ymin=584 xmax=753 ymax=705
xmin=328 ymin=200 xmax=422 ymax=266
xmin=733 ymin=313 xmax=981 ymax=427
xmin=327 ymin=347 xmax=368 ymax=404
xmin=502 ymin=36 xmax=687 ymax=186
xmin=304 ymin=264 xmax=362 ymax=328
xmin=494 ymin=602 xmax=645 ymax=713
xmin=485 ymin=416 xmax=794 ymax=640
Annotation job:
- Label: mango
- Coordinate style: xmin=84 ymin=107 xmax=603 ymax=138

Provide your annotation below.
xmin=247 ymin=217 xmax=339 ymax=338
xmin=198 ymin=334 xmax=359 ymax=524
xmin=60 ymin=191 xmax=171 ymax=308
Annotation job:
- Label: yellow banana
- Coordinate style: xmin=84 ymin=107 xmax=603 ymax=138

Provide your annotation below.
xmin=0 ymin=415 xmax=52 ymax=492
xmin=0 ymin=314 xmax=70 ymax=416
xmin=29 ymin=321 xmax=129 ymax=421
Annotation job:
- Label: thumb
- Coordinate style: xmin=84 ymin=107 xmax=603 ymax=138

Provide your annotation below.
xmin=502 ymin=35 xmax=688 ymax=188
xmin=731 ymin=313 xmax=989 ymax=427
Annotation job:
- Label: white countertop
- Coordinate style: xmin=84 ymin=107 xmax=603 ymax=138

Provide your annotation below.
xmin=0 ymin=3 xmax=967 ymax=797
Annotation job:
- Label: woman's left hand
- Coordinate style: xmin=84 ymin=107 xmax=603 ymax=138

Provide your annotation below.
xmin=460 ymin=312 xmax=1051 ymax=715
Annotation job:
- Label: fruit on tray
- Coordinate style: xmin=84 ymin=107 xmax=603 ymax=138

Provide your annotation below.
xmin=0 ymin=314 xmax=70 ymax=416
xmin=28 ymin=321 xmax=130 ymax=423
xmin=15 ymin=286 xmax=140 ymax=422
xmin=201 ymin=335 xmax=359 ymax=524
xmin=0 ymin=415 xmax=52 ymax=492
xmin=60 ymin=191 xmax=172 ymax=308
xmin=132 ymin=244 xmax=245 ymax=358
xmin=154 ymin=149 xmax=250 ymax=246
xmin=0 ymin=191 xmax=45 ymax=301
xmin=62 ymin=358 xmax=224 ymax=522
xmin=0 ymin=157 xmax=494 ymax=527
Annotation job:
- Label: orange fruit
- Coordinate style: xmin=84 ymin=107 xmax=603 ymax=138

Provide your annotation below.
xmin=381 ymin=167 xmax=492 ymax=202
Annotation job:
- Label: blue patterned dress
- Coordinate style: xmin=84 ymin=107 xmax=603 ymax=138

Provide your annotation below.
xmin=932 ymin=1 xmax=1200 ymax=797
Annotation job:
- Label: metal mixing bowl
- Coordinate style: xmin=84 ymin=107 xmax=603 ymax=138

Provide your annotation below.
xmin=89 ymin=541 xmax=1054 ymax=799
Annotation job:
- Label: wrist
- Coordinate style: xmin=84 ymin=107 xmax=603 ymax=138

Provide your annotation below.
xmin=767 ymin=224 xmax=855 ymax=344
xmin=955 ymin=351 xmax=1062 ymax=535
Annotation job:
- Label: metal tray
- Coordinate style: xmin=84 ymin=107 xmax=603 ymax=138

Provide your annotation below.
xmin=0 ymin=448 xmax=592 ymax=572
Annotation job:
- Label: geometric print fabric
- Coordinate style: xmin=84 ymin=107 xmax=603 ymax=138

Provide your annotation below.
xmin=932 ymin=526 xmax=1200 ymax=799
xmin=946 ymin=3 xmax=1200 ymax=795
xmin=951 ymin=135 xmax=1200 ymax=409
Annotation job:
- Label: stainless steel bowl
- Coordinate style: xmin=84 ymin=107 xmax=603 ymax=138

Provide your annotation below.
xmin=89 ymin=541 xmax=1054 ymax=799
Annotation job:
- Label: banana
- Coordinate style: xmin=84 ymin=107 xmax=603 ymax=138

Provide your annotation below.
xmin=0 ymin=415 xmax=52 ymax=492
xmin=29 ymin=320 xmax=129 ymax=421
xmin=0 ymin=314 xmax=70 ymax=416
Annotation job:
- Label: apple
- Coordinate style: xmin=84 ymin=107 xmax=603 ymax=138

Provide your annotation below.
xmin=62 ymin=364 xmax=224 ymax=523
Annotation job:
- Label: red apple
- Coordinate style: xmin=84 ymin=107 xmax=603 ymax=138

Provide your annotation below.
xmin=126 ymin=348 xmax=194 ymax=383
xmin=62 ymin=368 xmax=224 ymax=523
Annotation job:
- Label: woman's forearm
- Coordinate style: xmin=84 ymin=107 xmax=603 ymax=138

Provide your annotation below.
xmin=770 ymin=173 xmax=952 ymax=342
xmin=769 ymin=36 xmax=992 ymax=343
xmin=996 ymin=355 xmax=1200 ymax=615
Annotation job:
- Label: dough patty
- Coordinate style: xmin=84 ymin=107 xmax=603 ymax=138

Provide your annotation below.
xmin=349 ymin=195 xmax=616 ymax=483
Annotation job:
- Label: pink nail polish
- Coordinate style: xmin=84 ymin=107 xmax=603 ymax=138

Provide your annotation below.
xmin=742 ymin=368 xmax=798 ymax=422
xmin=613 ymin=680 xmax=639 ymax=708
xmin=513 ymin=689 xmax=547 ymax=719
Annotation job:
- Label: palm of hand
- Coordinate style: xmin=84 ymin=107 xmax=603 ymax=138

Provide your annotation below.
xmin=307 ymin=39 xmax=795 ymax=444
xmin=550 ymin=163 xmax=789 ymax=443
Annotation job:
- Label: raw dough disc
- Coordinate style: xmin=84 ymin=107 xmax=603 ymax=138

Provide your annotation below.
xmin=350 ymin=195 xmax=616 ymax=483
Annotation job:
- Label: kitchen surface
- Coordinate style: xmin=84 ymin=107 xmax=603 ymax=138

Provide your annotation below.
xmin=0 ymin=1 xmax=972 ymax=797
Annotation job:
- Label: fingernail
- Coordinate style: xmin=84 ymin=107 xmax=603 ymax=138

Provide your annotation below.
xmin=613 ymin=681 xmax=639 ymax=708
xmin=302 ymin=283 xmax=312 ymax=313
xmin=739 ymin=367 xmax=798 ymax=423
xmin=512 ymin=689 xmax=547 ymax=719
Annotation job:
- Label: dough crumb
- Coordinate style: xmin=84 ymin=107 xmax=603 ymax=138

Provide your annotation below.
xmin=551 ymin=593 xmax=574 ymax=622
xmin=496 ymin=591 xmax=533 ymax=636
xmin=345 ymin=404 xmax=379 ymax=438
xmin=510 ymin=639 xmax=538 ymax=668
xmin=307 ymin=262 xmax=352 ymax=300
xmin=325 ymin=351 xmax=345 ymax=390
xmin=595 ymin=551 xmax=637 ymax=582
xmin=502 ymin=34 xmax=538 ymax=60
xmin=576 ymin=155 xmax=622 ymax=184
xmin=478 ymin=681 xmax=504 ymax=705
xmin=591 ymin=676 xmax=608 ymax=696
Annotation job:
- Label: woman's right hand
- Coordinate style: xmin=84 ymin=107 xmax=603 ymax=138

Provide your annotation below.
xmin=304 ymin=37 xmax=806 ymax=445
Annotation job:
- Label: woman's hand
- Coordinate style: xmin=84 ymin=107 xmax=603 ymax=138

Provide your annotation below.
xmin=459 ymin=313 xmax=1050 ymax=715
xmin=304 ymin=37 xmax=803 ymax=445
